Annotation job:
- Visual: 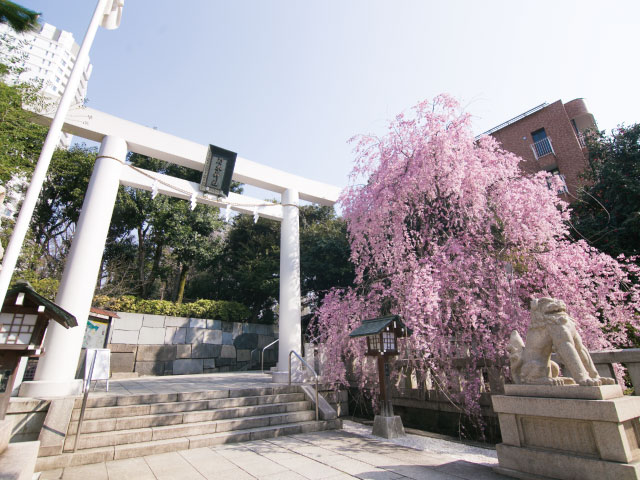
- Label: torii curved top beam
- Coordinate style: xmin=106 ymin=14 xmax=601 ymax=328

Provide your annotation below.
xmin=33 ymin=103 xmax=342 ymax=206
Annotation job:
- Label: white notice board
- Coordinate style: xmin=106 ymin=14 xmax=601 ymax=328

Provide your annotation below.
xmin=84 ymin=348 xmax=110 ymax=389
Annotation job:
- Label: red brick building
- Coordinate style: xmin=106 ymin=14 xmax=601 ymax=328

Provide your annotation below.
xmin=480 ymin=98 xmax=596 ymax=198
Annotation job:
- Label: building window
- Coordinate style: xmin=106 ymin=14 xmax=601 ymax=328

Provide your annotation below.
xmin=571 ymin=119 xmax=586 ymax=147
xmin=571 ymin=119 xmax=579 ymax=135
xmin=530 ymin=128 xmax=554 ymax=159
xmin=546 ymin=169 xmax=568 ymax=195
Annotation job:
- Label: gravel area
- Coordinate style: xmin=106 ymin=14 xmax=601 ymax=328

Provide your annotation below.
xmin=342 ymin=419 xmax=499 ymax=466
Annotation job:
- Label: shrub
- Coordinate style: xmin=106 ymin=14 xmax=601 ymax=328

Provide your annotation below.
xmin=92 ymin=295 xmax=250 ymax=322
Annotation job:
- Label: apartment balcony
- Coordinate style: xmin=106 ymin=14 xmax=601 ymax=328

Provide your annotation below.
xmin=577 ymin=132 xmax=586 ymax=148
xmin=530 ymin=136 xmax=555 ymax=160
xmin=546 ymin=172 xmax=569 ymax=195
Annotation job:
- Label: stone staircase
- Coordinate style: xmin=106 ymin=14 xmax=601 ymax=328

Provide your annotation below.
xmin=35 ymin=385 xmax=341 ymax=472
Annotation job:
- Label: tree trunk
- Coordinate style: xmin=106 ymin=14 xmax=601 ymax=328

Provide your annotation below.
xmin=176 ymin=263 xmax=188 ymax=304
xmin=137 ymin=226 xmax=146 ymax=297
xmin=145 ymin=238 xmax=164 ymax=297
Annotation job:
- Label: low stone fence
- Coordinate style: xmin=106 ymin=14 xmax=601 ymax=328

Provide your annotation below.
xmin=389 ymin=348 xmax=640 ymax=399
xmin=345 ymin=348 xmax=640 ymax=441
xmin=589 ymin=349 xmax=640 ymax=388
xmin=106 ymin=312 xmax=278 ymax=376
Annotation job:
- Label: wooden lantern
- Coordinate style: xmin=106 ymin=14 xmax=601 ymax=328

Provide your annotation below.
xmin=0 ymin=282 xmax=76 ymax=419
xmin=349 ymin=315 xmax=411 ymax=418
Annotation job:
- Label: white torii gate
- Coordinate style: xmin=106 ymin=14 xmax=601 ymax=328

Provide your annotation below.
xmin=19 ymin=104 xmax=340 ymax=397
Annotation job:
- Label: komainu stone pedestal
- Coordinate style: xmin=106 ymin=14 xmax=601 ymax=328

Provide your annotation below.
xmin=492 ymin=384 xmax=640 ymax=480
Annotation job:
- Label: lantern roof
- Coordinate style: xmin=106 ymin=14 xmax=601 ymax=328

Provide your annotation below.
xmin=3 ymin=281 xmax=77 ymax=329
xmin=348 ymin=314 xmax=410 ymax=338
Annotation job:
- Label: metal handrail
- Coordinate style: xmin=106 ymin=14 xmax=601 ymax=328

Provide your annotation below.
xmin=530 ymin=136 xmax=554 ymax=159
xmin=477 ymin=102 xmax=548 ymax=138
xmin=249 ymin=347 xmax=259 ymax=370
xmin=577 ymin=132 xmax=586 ymax=148
xmin=261 ymin=339 xmax=278 ymax=373
xmin=288 ymin=350 xmax=319 ymax=421
xmin=72 ymin=350 xmax=97 ymax=452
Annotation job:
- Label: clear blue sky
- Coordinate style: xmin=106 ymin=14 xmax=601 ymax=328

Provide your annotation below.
xmin=22 ymin=0 xmax=640 ymax=193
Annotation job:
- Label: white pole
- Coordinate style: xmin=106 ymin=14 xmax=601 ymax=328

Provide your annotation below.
xmin=273 ymin=189 xmax=302 ymax=383
xmin=20 ymin=136 xmax=126 ymax=397
xmin=0 ymin=0 xmax=111 ymax=307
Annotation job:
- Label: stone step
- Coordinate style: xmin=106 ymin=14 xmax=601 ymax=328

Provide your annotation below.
xmin=70 ymin=392 xmax=306 ymax=421
xmin=36 ymin=419 xmax=342 ymax=472
xmin=72 ymin=385 xmax=302 ymax=409
xmin=68 ymin=400 xmax=312 ymax=434
xmin=63 ymin=410 xmax=317 ymax=450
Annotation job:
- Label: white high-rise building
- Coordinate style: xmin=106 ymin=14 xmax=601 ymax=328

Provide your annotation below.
xmin=0 ymin=22 xmax=93 ymax=148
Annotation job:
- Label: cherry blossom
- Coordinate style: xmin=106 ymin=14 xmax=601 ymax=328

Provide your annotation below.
xmin=312 ymin=95 xmax=640 ymax=425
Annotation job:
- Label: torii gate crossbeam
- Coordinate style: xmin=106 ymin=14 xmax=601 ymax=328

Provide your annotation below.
xmin=32 ymin=104 xmax=341 ymax=205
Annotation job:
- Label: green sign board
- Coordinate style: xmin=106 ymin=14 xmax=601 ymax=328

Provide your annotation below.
xmin=199 ymin=144 xmax=237 ymax=197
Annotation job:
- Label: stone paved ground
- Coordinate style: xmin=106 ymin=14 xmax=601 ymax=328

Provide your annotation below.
xmin=37 ymin=429 xmax=510 ymax=480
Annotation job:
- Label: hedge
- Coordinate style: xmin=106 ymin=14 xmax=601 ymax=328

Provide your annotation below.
xmin=92 ymin=295 xmax=251 ymax=323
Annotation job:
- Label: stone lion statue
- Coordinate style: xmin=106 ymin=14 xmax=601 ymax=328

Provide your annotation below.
xmin=508 ymin=297 xmax=615 ymax=386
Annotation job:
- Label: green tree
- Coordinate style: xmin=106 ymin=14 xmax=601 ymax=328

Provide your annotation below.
xmin=0 ymin=1 xmax=39 ymax=33
xmin=212 ymin=213 xmax=281 ymax=323
xmin=166 ymin=200 xmax=224 ymax=304
xmin=30 ymin=145 xmax=97 ymax=277
xmin=0 ymin=70 xmax=47 ymax=182
xmin=571 ymin=124 xmax=640 ymax=258
xmin=195 ymin=205 xmax=353 ymax=323
xmin=0 ymin=6 xmax=48 ymax=181
xmin=299 ymin=205 xmax=353 ymax=309
xmin=104 ymin=153 xmax=225 ymax=300
xmin=24 ymin=149 xmax=227 ymax=302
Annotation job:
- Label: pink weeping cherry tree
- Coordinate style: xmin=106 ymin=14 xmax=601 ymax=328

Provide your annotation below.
xmin=311 ymin=95 xmax=640 ymax=422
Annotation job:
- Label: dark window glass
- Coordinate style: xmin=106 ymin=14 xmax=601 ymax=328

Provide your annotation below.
xmin=531 ymin=128 xmax=547 ymax=143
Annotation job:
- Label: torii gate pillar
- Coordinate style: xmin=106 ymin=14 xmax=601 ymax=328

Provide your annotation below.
xmin=20 ymin=136 xmax=127 ymax=397
xmin=272 ymin=188 xmax=302 ymax=382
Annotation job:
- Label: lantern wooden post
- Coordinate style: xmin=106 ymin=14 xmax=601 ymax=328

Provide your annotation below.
xmin=378 ymin=354 xmax=396 ymax=417
xmin=348 ymin=315 xmax=410 ymax=438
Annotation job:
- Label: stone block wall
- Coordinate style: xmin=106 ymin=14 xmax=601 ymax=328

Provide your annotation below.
xmin=6 ymin=399 xmax=49 ymax=442
xmin=107 ymin=312 xmax=278 ymax=376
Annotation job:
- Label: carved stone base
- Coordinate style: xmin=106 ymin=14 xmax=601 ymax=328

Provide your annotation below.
xmin=492 ymin=385 xmax=640 ymax=480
